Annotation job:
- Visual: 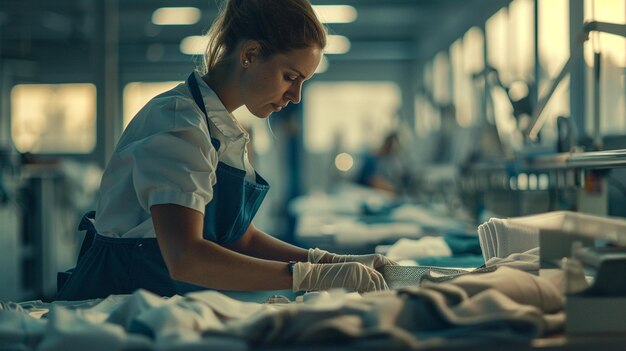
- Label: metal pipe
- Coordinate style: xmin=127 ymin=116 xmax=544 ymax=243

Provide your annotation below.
xmin=593 ymin=52 xmax=602 ymax=150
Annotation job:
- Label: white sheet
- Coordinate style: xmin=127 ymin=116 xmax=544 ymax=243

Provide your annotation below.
xmin=385 ymin=236 xmax=453 ymax=261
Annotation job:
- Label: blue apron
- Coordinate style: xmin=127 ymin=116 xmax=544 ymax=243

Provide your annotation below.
xmin=57 ymin=73 xmax=270 ymax=300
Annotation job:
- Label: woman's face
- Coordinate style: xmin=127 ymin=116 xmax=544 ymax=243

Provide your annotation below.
xmin=240 ymin=45 xmax=322 ymax=118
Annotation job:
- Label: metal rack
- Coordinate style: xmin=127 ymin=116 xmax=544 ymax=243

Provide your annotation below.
xmin=458 ymin=149 xmax=626 ymax=219
xmin=469 ymin=149 xmax=626 ymax=174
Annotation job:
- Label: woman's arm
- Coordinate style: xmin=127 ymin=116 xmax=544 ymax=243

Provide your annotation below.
xmin=151 ymin=204 xmax=292 ymax=291
xmin=223 ymin=223 xmax=309 ymax=262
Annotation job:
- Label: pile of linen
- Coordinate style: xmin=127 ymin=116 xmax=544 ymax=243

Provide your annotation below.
xmin=0 ymin=266 xmax=563 ymax=351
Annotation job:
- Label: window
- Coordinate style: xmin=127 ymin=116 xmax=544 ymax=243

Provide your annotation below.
xmin=584 ymin=0 xmax=626 ymax=136
xmin=451 ymin=39 xmax=477 ymax=127
xmin=123 ymin=81 xmax=181 ymax=128
xmin=463 ymin=27 xmax=485 ymax=76
xmin=432 ymin=52 xmax=451 ymax=104
xmin=304 ymin=82 xmax=401 ymax=153
xmin=537 ymin=0 xmax=570 ymax=144
xmin=538 ymin=0 xmax=569 ymax=83
xmin=509 ymin=0 xmax=535 ymax=81
xmin=486 ymin=8 xmax=510 ymax=83
xmin=486 ymin=0 xmax=535 ymax=83
xmin=11 ymin=83 xmax=96 ymax=153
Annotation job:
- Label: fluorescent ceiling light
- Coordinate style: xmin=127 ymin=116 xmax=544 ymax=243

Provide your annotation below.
xmin=152 ymin=7 xmax=201 ymax=25
xmin=180 ymin=35 xmax=208 ymax=55
xmin=313 ymin=5 xmax=357 ymax=23
xmin=325 ymin=35 xmax=350 ymax=54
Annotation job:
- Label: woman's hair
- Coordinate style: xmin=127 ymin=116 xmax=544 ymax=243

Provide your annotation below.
xmin=200 ymin=0 xmax=326 ymax=74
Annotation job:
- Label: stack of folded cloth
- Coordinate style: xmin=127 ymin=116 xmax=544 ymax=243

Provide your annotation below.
xmin=477 ymin=217 xmax=539 ymax=262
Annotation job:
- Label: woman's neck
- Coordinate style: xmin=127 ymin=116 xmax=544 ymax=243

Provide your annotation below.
xmin=202 ymin=60 xmax=242 ymax=113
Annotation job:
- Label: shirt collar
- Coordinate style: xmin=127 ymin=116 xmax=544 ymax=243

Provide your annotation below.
xmin=193 ymin=71 xmax=249 ymax=140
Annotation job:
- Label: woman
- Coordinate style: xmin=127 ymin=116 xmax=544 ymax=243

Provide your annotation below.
xmin=57 ymin=0 xmax=395 ymax=301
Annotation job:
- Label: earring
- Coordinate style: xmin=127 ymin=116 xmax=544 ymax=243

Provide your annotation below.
xmin=242 ymin=60 xmax=250 ymax=68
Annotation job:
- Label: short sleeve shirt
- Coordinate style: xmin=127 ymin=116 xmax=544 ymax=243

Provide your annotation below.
xmin=94 ymin=71 xmax=257 ymax=238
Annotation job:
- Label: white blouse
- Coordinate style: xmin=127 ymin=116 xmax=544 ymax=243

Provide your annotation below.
xmin=94 ymin=71 xmax=257 ymax=238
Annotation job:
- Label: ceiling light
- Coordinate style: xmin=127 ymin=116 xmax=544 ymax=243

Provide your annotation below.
xmin=180 ymin=35 xmax=208 ymax=55
xmin=152 ymin=7 xmax=201 ymax=26
xmin=325 ymin=35 xmax=351 ymax=54
xmin=335 ymin=153 xmax=354 ymax=172
xmin=313 ymin=5 xmax=357 ymax=23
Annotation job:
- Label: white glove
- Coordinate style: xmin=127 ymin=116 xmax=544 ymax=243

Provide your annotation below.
xmin=308 ymin=248 xmax=398 ymax=270
xmin=292 ymin=262 xmax=388 ymax=293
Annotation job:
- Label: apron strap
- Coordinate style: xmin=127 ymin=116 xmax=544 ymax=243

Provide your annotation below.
xmin=187 ymin=72 xmax=221 ymax=151
xmin=77 ymin=210 xmax=97 ymax=260
xmin=57 ymin=210 xmax=97 ymax=294
xmin=187 ymin=73 xmax=209 ymax=118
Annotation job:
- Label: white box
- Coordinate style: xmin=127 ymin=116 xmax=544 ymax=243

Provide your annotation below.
xmin=506 ymin=211 xmax=626 ymax=266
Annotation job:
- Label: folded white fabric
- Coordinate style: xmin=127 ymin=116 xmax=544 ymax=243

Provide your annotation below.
xmin=477 ymin=217 xmax=539 ymax=262
xmin=385 ymin=237 xmax=452 ymax=261
xmin=492 ymin=218 xmax=539 ymax=260
xmin=477 ymin=222 xmax=494 ymax=262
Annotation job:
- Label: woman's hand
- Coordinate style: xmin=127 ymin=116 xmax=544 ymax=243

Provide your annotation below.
xmin=292 ymin=262 xmax=388 ymax=293
xmin=308 ymin=248 xmax=398 ymax=270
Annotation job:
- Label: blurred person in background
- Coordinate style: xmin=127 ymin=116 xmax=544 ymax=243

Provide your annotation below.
xmin=357 ymin=132 xmax=407 ymax=194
